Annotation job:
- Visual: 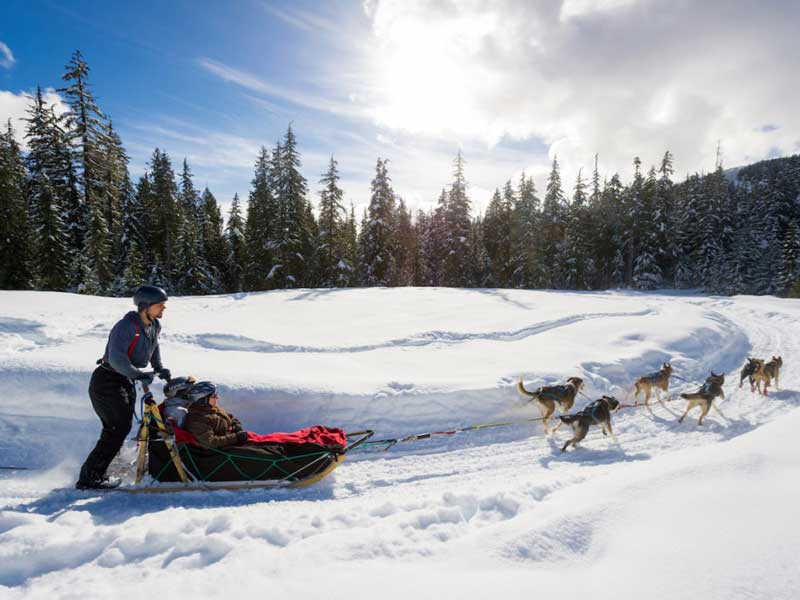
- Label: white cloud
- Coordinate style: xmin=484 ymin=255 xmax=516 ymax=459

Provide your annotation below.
xmin=356 ymin=0 xmax=800 ymax=184
xmin=0 ymin=88 xmax=69 ymax=151
xmin=0 ymin=41 xmax=15 ymax=68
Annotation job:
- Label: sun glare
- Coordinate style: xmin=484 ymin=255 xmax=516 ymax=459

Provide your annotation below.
xmin=366 ymin=8 xmax=499 ymax=142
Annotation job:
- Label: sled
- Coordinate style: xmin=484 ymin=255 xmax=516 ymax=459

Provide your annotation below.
xmin=125 ymin=386 xmax=372 ymax=494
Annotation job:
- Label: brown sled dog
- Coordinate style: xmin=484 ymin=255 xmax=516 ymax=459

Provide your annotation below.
xmin=559 ymin=395 xmax=621 ymax=452
xmin=739 ymin=357 xmax=765 ymax=392
xmin=517 ymin=376 xmax=584 ymax=434
xmin=633 ymin=363 xmax=673 ymax=414
xmin=678 ymin=372 xmax=726 ymax=425
xmin=763 ymin=356 xmax=783 ymax=393
xmin=749 ymin=358 xmax=772 ymax=396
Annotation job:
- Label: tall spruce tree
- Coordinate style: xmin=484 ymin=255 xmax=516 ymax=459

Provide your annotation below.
xmin=29 ymin=172 xmax=69 ymax=289
xmin=317 ymin=155 xmax=348 ymax=286
xmin=225 ymin=193 xmax=246 ymax=293
xmin=510 ymin=173 xmax=541 ymax=288
xmin=541 ymin=157 xmax=567 ymax=287
xmin=200 ymin=187 xmax=226 ymax=292
xmin=270 ymin=125 xmax=313 ymax=287
xmin=59 ymin=50 xmax=115 ymax=291
xmin=442 ymin=150 xmax=472 ymax=286
xmin=0 ymin=121 xmax=36 ymax=288
xmin=359 ymin=158 xmax=397 ymax=286
xmin=245 ymin=147 xmax=275 ymax=290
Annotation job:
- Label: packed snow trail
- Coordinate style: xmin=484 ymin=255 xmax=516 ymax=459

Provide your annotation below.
xmin=1 ymin=289 xmax=798 ymax=599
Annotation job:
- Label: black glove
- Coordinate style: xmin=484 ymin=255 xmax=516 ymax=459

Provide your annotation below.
xmin=156 ymin=368 xmax=171 ymax=382
xmin=235 ymin=430 xmax=248 ymax=444
xmin=230 ymin=417 xmax=243 ymax=433
xmin=137 ymin=371 xmax=155 ymax=386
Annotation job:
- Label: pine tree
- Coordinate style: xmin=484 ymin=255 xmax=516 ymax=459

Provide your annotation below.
xmin=0 ymin=121 xmax=36 ymax=289
xmin=244 ymin=147 xmax=274 ymax=290
xmin=563 ymin=170 xmax=595 ymax=289
xmin=269 ymin=125 xmax=313 ymax=287
xmin=482 ymin=186 xmax=513 ymax=286
xmin=100 ymin=121 xmax=129 ymax=282
xmin=29 ymin=172 xmax=69 ymax=289
xmin=394 ymin=197 xmax=416 ymax=286
xmin=424 ymin=190 xmax=448 ymax=286
xmin=359 ymin=158 xmax=397 ymax=286
xmin=317 ymin=155 xmax=347 ymax=286
xmin=145 ymin=149 xmax=180 ymax=290
xmin=510 ymin=173 xmax=541 ymax=288
xmin=117 ymin=236 xmax=146 ymax=295
xmin=174 ymin=158 xmax=210 ymax=293
xmin=632 ymin=167 xmax=662 ymax=290
xmin=442 ymin=150 xmax=472 ymax=286
xmin=59 ymin=50 xmax=114 ymax=291
xmin=200 ymin=187 xmax=226 ymax=292
xmin=541 ymin=158 xmax=567 ymax=287
xmin=341 ymin=203 xmax=358 ymax=287
xmin=225 ymin=194 xmax=246 ymax=293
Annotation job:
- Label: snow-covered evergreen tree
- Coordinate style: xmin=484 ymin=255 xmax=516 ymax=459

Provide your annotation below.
xmin=442 ymin=151 xmax=472 ymax=287
xmin=359 ymin=158 xmax=397 ymax=286
xmin=0 ymin=121 xmax=35 ymax=289
xmin=200 ymin=187 xmax=226 ymax=292
xmin=29 ymin=172 xmax=69 ymax=290
xmin=541 ymin=158 xmax=567 ymax=288
xmin=225 ymin=193 xmax=246 ymax=293
xmin=316 ymin=156 xmax=348 ymax=286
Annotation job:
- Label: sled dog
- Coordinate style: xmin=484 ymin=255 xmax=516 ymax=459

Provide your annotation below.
xmin=517 ymin=376 xmax=584 ymax=434
xmin=679 ymin=372 xmax=726 ymax=426
xmin=633 ymin=363 xmax=673 ymax=414
xmin=764 ymin=356 xmax=783 ymax=392
xmin=559 ymin=395 xmax=621 ymax=452
xmin=739 ymin=357 xmax=765 ymax=391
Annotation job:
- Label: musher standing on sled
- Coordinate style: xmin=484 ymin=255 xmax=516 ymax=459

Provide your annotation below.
xmin=76 ymin=285 xmax=172 ymax=489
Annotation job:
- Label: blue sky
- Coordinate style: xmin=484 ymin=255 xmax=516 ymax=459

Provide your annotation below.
xmin=2 ymin=0 xmax=798 ymax=217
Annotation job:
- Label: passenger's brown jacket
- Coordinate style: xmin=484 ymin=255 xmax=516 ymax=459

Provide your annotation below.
xmin=184 ymin=403 xmax=239 ymax=448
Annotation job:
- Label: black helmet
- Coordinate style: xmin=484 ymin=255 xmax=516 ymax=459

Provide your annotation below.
xmin=188 ymin=381 xmax=218 ymax=404
xmin=134 ymin=285 xmax=168 ymax=311
xmin=164 ymin=375 xmax=197 ymax=399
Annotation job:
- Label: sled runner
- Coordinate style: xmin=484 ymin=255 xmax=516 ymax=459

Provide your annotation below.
xmin=121 ymin=387 xmax=372 ymax=494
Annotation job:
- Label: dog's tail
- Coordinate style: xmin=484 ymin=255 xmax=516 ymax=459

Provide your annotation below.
xmin=517 ymin=376 xmax=537 ymax=399
xmin=559 ymin=414 xmax=580 ymax=424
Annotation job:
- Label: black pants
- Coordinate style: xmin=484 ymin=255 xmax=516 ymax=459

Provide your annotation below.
xmin=78 ymin=366 xmax=135 ymax=484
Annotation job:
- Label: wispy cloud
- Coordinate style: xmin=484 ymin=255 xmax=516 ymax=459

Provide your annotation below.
xmin=260 ymin=3 xmax=340 ymax=35
xmin=0 ymin=41 xmax=15 ymax=68
xmin=197 ymin=57 xmax=363 ymax=120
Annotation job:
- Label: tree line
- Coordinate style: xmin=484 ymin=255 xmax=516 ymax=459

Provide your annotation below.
xmin=2 ymin=51 xmax=800 ymax=297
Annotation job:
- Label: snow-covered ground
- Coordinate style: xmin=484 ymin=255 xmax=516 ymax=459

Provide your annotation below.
xmin=1 ymin=288 xmax=798 ymax=599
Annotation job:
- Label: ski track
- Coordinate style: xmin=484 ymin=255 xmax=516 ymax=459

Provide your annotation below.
xmin=0 ymin=294 xmax=798 ymax=593
xmin=171 ymin=308 xmax=655 ymax=354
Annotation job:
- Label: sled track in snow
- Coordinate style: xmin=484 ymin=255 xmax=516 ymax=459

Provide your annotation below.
xmin=172 ymin=308 xmax=656 ymax=354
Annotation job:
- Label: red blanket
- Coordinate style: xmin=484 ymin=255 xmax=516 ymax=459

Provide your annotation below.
xmin=171 ymin=422 xmax=347 ymax=449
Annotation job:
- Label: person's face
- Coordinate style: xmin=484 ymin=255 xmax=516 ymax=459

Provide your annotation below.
xmin=147 ymin=302 xmax=167 ymax=320
xmin=209 ymin=392 xmax=219 ymax=407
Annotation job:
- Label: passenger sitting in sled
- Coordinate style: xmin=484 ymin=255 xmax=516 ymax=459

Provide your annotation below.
xmin=162 ymin=375 xmax=198 ymax=428
xmin=183 ymin=381 xmax=249 ymax=449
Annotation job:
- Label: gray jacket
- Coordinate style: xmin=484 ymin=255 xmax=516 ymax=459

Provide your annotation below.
xmin=102 ymin=311 xmax=164 ymax=380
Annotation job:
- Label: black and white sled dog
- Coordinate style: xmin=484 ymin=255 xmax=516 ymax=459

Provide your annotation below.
xmin=559 ymin=395 xmax=621 ymax=452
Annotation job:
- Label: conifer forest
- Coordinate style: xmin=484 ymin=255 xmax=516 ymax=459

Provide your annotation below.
xmin=2 ymin=51 xmax=799 ymax=297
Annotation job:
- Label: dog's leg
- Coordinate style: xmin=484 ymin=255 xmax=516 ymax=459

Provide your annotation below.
xmin=645 ymin=390 xmax=655 ymax=416
xmin=605 ymin=422 xmax=619 ymax=445
xmin=698 ymin=403 xmax=710 ymax=426
xmin=678 ymin=402 xmax=693 ymax=423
